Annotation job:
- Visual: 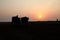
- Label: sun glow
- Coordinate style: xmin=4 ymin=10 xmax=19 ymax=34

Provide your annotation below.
xmin=39 ymin=15 xmax=42 ymax=18
xmin=36 ymin=13 xmax=45 ymax=20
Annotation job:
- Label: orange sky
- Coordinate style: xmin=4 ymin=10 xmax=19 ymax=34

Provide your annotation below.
xmin=0 ymin=0 xmax=60 ymax=22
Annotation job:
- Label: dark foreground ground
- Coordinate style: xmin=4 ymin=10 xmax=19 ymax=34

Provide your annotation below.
xmin=0 ymin=21 xmax=60 ymax=40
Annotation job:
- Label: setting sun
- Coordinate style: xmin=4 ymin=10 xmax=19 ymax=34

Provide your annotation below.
xmin=39 ymin=15 xmax=42 ymax=18
xmin=35 ymin=14 xmax=43 ymax=20
xmin=37 ymin=13 xmax=43 ymax=19
xmin=36 ymin=13 xmax=46 ymax=21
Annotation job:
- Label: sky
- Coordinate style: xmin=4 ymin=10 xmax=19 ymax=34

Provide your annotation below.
xmin=0 ymin=0 xmax=60 ymax=22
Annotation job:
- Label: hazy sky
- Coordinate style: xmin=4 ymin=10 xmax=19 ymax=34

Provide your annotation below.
xmin=0 ymin=0 xmax=60 ymax=22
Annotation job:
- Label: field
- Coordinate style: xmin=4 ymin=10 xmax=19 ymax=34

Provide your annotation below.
xmin=0 ymin=21 xmax=60 ymax=40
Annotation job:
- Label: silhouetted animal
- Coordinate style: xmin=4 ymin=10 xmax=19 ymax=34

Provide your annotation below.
xmin=21 ymin=16 xmax=29 ymax=23
xmin=12 ymin=15 xmax=20 ymax=24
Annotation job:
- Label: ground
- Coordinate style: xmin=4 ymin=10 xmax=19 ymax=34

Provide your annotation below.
xmin=0 ymin=21 xmax=60 ymax=40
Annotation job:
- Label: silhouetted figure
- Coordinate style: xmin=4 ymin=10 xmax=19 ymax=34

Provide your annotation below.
xmin=57 ymin=19 xmax=58 ymax=21
xmin=21 ymin=16 xmax=29 ymax=23
xmin=12 ymin=15 xmax=20 ymax=24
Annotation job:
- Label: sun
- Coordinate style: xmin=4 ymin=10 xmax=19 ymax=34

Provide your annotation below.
xmin=39 ymin=15 xmax=42 ymax=18
xmin=35 ymin=13 xmax=45 ymax=20
xmin=38 ymin=15 xmax=43 ymax=19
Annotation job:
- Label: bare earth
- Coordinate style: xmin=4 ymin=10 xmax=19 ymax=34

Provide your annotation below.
xmin=0 ymin=21 xmax=60 ymax=40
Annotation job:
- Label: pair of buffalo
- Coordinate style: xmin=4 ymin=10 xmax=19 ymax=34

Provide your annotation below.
xmin=12 ymin=15 xmax=29 ymax=24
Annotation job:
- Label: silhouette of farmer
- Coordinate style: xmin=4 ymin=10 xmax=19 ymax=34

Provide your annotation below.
xmin=21 ymin=16 xmax=29 ymax=23
xmin=12 ymin=15 xmax=20 ymax=24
